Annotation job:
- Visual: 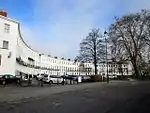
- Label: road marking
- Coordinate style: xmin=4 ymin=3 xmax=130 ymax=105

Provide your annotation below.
xmin=131 ymin=82 xmax=138 ymax=85
xmin=53 ymin=102 xmax=61 ymax=107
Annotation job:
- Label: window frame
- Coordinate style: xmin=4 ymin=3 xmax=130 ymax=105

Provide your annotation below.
xmin=0 ymin=55 xmax=1 ymax=65
xmin=3 ymin=40 xmax=9 ymax=49
xmin=4 ymin=23 xmax=10 ymax=33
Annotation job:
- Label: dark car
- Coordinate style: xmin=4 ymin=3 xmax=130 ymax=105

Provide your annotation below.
xmin=0 ymin=74 xmax=21 ymax=85
xmin=67 ymin=75 xmax=78 ymax=80
xmin=61 ymin=75 xmax=78 ymax=84
xmin=82 ymin=76 xmax=91 ymax=82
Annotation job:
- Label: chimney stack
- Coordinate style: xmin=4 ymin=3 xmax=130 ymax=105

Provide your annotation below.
xmin=0 ymin=10 xmax=7 ymax=17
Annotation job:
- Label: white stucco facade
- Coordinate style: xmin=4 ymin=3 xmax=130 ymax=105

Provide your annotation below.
xmin=0 ymin=15 xmax=18 ymax=75
xmin=0 ymin=13 xmax=132 ymax=77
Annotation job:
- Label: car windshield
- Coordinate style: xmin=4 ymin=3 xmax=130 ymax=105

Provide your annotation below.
xmin=50 ymin=75 xmax=55 ymax=77
xmin=44 ymin=75 xmax=48 ymax=77
xmin=16 ymin=75 xmax=21 ymax=78
xmin=3 ymin=75 xmax=14 ymax=78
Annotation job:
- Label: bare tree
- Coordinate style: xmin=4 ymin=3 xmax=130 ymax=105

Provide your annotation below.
xmin=109 ymin=9 xmax=150 ymax=77
xmin=77 ymin=29 xmax=105 ymax=75
xmin=111 ymin=40 xmax=128 ymax=76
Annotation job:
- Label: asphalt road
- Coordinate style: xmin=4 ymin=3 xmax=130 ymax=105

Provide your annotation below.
xmin=0 ymin=81 xmax=150 ymax=113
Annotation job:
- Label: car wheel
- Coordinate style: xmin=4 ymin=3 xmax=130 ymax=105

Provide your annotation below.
xmin=17 ymin=80 xmax=19 ymax=83
xmin=17 ymin=80 xmax=21 ymax=85
xmin=2 ymin=81 xmax=6 ymax=85
xmin=49 ymin=80 xmax=53 ymax=85
xmin=61 ymin=81 xmax=65 ymax=85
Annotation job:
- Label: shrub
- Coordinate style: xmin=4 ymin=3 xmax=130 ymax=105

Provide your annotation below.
xmin=90 ymin=75 xmax=103 ymax=82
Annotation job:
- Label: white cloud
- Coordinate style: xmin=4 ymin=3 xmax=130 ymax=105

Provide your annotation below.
xmin=21 ymin=0 xmax=150 ymax=59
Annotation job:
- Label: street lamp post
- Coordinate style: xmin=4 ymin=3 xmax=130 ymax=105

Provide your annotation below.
xmin=104 ymin=31 xmax=109 ymax=83
xmin=39 ymin=53 xmax=44 ymax=75
xmin=39 ymin=54 xmax=42 ymax=75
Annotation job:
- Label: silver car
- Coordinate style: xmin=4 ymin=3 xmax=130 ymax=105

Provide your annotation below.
xmin=43 ymin=75 xmax=65 ymax=85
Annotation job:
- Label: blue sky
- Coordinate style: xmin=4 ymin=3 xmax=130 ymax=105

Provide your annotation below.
xmin=0 ymin=0 xmax=150 ymax=59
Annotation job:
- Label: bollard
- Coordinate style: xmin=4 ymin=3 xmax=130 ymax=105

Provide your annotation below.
xmin=41 ymin=78 xmax=43 ymax=87
xmin=62 ymin=78 xmax=65 ymax=85
xmin=70 ymin=79 xmax=72 ymax=85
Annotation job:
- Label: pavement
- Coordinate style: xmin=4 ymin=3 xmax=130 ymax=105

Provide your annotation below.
xmin=0 ymin=81 xmax=150 ymax=113
xmin=0 ymin=82 xmax=106 ymax=103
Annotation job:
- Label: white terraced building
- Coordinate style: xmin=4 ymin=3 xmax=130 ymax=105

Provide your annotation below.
xmin=0 ymin=11 xmax=132 ymax=77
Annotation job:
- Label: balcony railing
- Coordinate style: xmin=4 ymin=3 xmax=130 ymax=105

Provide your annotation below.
xmin=16 ymin=57 xmax=60 ymax=71
xmin=16 ymin=57 xmax=92 ymax=73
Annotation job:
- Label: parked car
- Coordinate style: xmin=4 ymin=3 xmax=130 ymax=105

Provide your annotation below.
xmin=43 ymin=75 xmax=65 ymax=85
xmin=90 ymin=75 xmax=103 ymax=82
xmin=37 ymin=74 xmax=45 ymax=80
xmin=0 ymin=74 xmax=21 ymax=85
xmin=61 ymin=75 xmax=79 ymax=84
xmin=63 ymin=75 xmax=78 ymax=81
xmin=82 ymin=76 xmax=91 ymax=82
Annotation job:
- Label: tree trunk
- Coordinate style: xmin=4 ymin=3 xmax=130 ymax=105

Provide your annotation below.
xmin=93 ymin=41 xmax=97 ymax=75
xmin=94 ymin=61 xmax=97 ymax=75
xmin=134 ymin=66 xmax=140 ymax=77
xmin=132 ymin=61 xmax=140 ymax=77
xmin=120 ymin=64 xmax=124 ymax=76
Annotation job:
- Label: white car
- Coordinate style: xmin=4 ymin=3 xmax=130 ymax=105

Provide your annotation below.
xmin=43 ymin=75 xmax=65 ymax=85
xmin=37 ymin=74 xmax=44 ymax=80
